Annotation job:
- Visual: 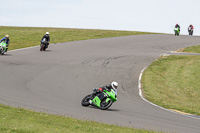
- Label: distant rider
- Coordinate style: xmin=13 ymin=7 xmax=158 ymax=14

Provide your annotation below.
xmin=89 ymin=81 xmax=118 ymax=104
xmin=188 ymin=24 xmax=194 ymax=35
xmin=41 ymin=32 xmax=50 ymax=48
xmin=175 ymin=24 xmax=180 ymax=31
xmin=0 ymin=35 xmax=10 ymax=52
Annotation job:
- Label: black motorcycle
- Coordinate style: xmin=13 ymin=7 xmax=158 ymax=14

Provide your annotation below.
xmin=40 ymin=38 xmax=48 ymax=51
xmin=188 ymin=27 xmax=193 ymax=36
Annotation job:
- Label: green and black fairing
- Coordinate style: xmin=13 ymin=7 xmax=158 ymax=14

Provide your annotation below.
xmin=81 ymin=88 xmax=117 ymax=110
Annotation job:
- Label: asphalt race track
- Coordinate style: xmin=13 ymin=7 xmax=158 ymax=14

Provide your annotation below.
xmin=0 ymin=34 xmax=200 ymax=133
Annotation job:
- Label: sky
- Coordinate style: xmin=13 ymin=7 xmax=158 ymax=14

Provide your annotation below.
xmin=1 ymin=0 xmax=200 ymax=35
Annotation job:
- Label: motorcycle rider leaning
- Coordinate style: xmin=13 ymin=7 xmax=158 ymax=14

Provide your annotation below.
xmin=0 ymin=35 xmax=10 ymax=52
xmin=89 ymin=81 xmax=118 ymax=104
xmin=41 ymin=32 xmax=50 ymax=48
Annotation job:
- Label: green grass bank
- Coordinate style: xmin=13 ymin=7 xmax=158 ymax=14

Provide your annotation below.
xmin=0 ymin=26 xmax=154 ymax=51
xmin=142 ymin=55 xmax=200 ymax=115
xmin=0 ymin=104 xmax=160 ymax=133
xmin=182 ymin=45 xmax=200 ymax=53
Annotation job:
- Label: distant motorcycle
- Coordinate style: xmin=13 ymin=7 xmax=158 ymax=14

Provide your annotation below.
xmin=188 ymin=27 xmax=193 ymax=36
xmin=0 ymin=42 xmax=7 ymax=55
xmin=40 ymin=38 xmax=48 ymax=51
xmin=174 ymin=27 xmax=180 ymax=36
xmin=81 ymin=88 xmax=117 ymax=110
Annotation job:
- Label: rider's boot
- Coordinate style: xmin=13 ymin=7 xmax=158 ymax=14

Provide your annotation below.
xmin=89 ymin=88 xmax=100 ymax=102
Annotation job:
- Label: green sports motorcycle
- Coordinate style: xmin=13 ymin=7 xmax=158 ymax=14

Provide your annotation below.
xmin=0 ymin=42 xmax=8 ymax=55
xmin=81 ymin=88 xmax=117 ymax=110
xmin=174 ymin=27 xmax=180 ymax=36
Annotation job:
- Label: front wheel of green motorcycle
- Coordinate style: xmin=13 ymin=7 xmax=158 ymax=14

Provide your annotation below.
xmin=100 ymin=99 xmax=113 ymax=110
xmin=81 ymin=94 xmax=92 ymax=107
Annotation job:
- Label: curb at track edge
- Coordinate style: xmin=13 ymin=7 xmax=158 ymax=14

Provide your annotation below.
xmin=138 ymin=64 xmax=200 ymax=120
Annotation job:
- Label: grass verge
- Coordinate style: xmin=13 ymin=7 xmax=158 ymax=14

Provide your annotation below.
xmin=0 ymin=26 xmax=155 ymax=51
xmin=181 ymin=45 xmax=200 ymax=53
xmin=0 ymin=104 xmax=160 ymax=133
xmin=142 ymin=55 xmax=200 ymax=116
xmin=0 ymin=26 xmax=159 ymax=133
xmin=177 ymin=45 xmax=200 ymax=53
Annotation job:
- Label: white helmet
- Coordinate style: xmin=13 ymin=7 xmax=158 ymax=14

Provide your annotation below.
xmin=46 ymin=32 xmax=49 ymax=35
xmin=111 ymin=81 xmax=118 ymax=90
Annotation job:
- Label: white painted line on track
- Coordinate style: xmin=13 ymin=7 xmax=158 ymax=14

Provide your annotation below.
xmin=138 ymin=66 xmax=200 ymax=120
xmin=7 ymin=43 xmax=57 ymax=53
xmin=8 ymin=45 xmax=40 ymax=52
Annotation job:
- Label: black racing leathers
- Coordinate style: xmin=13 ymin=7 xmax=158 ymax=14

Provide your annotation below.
xmin=41 ymin=35 xmax=50 ymax=47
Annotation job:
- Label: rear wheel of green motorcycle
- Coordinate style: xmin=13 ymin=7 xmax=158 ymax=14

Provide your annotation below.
xmin=81 ymin=94 xmax=91 ymax=107
xmin=100 ymin=99 xmax=113 ymax=110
